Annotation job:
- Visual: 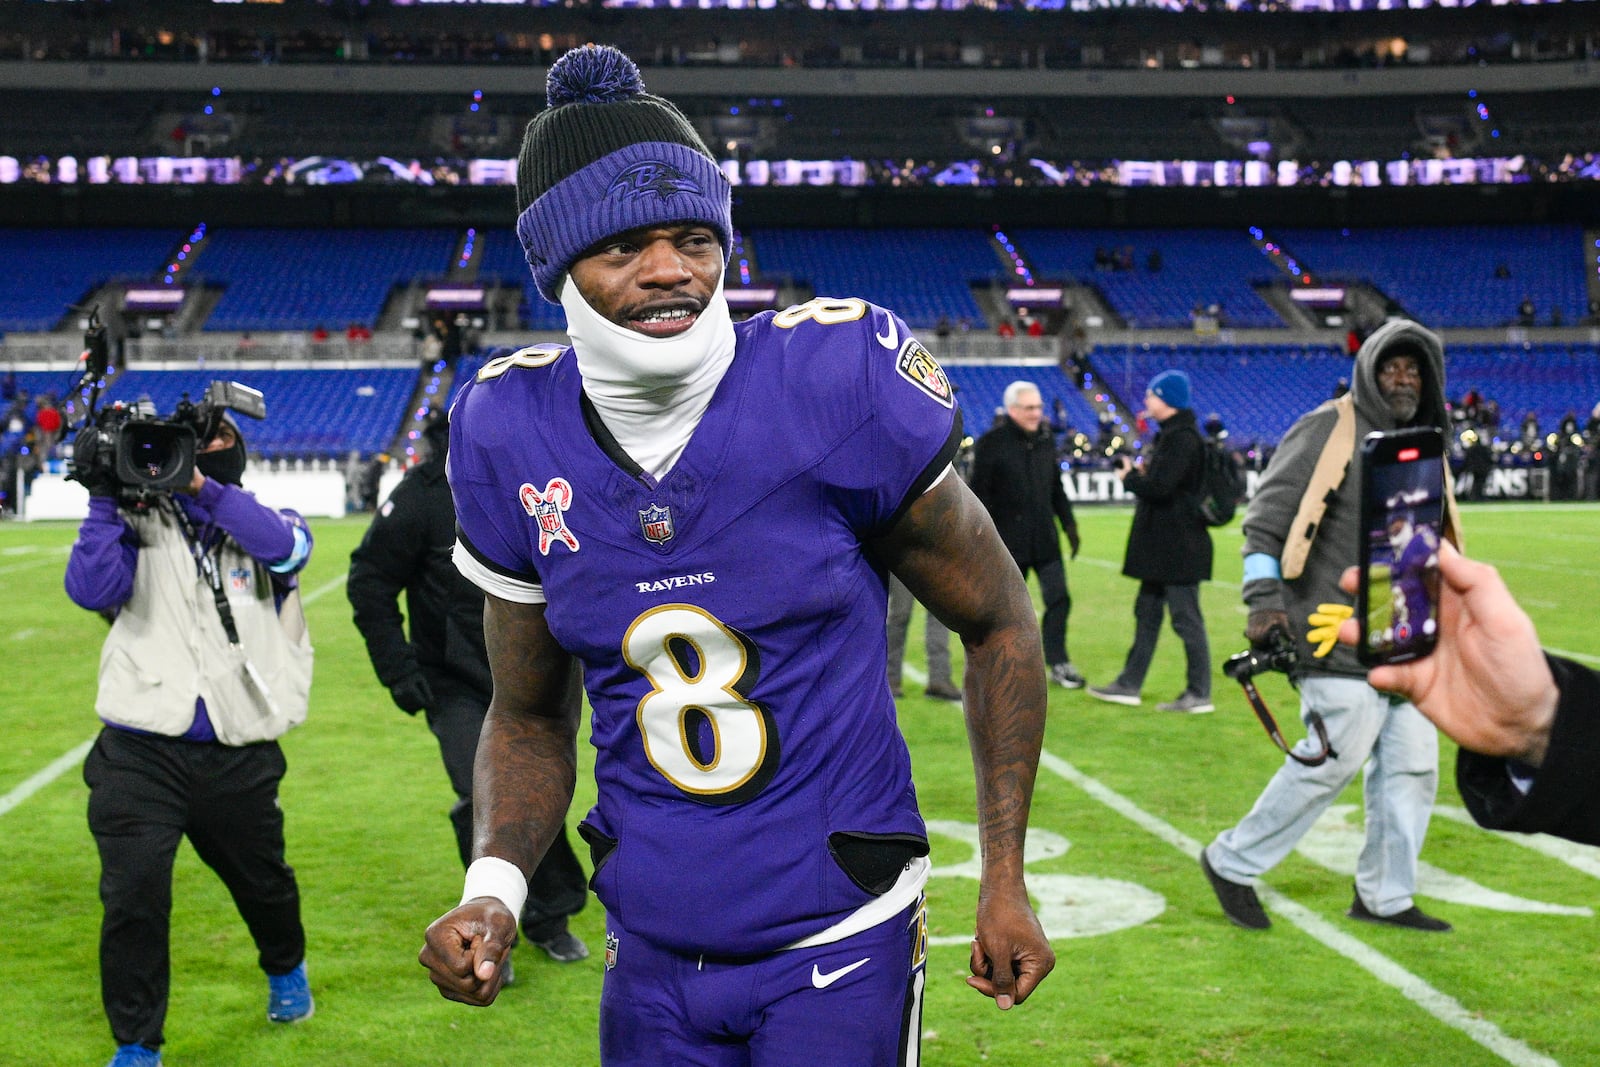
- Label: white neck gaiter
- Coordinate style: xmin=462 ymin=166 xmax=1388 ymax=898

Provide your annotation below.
xmin=561 ymin=274 xmax=736 ymax=482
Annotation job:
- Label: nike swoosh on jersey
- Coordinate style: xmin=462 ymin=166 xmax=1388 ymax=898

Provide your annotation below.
xmin=874 ymin=315 xmax=899 ymax=350
xmin=811 ymin=957 xmax=872 ymax=989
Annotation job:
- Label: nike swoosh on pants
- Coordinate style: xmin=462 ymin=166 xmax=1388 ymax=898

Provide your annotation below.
xmin=811 ymin=957 xmax=872 ymax=989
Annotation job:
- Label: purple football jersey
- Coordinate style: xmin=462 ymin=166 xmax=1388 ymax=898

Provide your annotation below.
xmin=1390 ymin=524 xmax=1439 ymax=643
xmin=449 ymin=300 xmax=961 ymax=956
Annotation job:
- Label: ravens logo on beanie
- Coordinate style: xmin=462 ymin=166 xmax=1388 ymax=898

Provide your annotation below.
xmin=514 ymin=44 xmax=733 ymax=304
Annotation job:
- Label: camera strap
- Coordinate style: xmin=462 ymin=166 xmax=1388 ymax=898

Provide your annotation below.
xmin=1236 ymin=676 xmax=1337 ymax=767
xmin=166 ymin=497 xmax=243 ymax=646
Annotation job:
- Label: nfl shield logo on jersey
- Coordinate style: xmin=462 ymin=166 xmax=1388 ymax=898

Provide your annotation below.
xmin=518 ymin=478 xmax=580 ymax=556
xmin=604 ymin=931 xmax=620 ymax=971
xmin=639 ymin=503 xmax=675 ymax=545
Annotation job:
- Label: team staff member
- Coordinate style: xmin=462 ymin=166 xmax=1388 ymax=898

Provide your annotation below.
xmin=969 ymin=380 xmax=1086 ymax=689
xmin=348 ymin=413 xmax=589 ymax=964
xmin=66 ymin=415 xmax=315 ymax=1067
xmin=1088 ymin=369 xmax=1214 ymax=713
xmin=420 ymin=45 xmax=1054 ymax=1064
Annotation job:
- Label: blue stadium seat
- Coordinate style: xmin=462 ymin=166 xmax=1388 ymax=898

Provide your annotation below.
xmin=1089 ymin=342 xmax=1350 ymax=444
xmin=199 ymin=229 xmax=459 ymax=333
xmin=1014 ymin=229 xmax=1284 ymax=329
xmin=1274 ymin=224 xmax=1587 ymax=329
xmin=746 ymin=229 xmax=993 ymax=328
xmin=0 ymin=229 xmax=178 ymax=332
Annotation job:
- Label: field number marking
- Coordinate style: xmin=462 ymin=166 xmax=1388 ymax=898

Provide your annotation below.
xmin=925 ymin=819 xmax=1164 ymax=944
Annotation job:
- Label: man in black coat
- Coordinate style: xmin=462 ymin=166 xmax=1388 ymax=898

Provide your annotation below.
xmin=970 ymin=380 xmax=1085 ymax=688
xmin=1089 ymin=370 xmax=1215 ymax=712
xmin=348 ymin=414 xmax=590 ymax=963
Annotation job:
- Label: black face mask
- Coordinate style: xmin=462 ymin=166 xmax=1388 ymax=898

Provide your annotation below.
xmin=196 ymin=436 xmax=246 ymax=486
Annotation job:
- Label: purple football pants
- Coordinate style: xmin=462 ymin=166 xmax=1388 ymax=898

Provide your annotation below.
xmin=599 ymin=896 xmax=928 ymax=1067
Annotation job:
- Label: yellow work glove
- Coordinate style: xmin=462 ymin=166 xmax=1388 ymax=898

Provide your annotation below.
xmin=1306 ymin=603 xmax=1354 ymax=658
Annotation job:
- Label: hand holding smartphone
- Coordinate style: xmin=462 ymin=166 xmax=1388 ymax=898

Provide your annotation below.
xmin=1357 ymin=428 xmax=1446 ymax=667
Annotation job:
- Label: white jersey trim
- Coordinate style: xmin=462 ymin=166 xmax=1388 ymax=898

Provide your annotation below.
xmin=781 ymin=855 xmax=931 ymax=951
xmin=453 ymin=539 xmax=547 ymax=605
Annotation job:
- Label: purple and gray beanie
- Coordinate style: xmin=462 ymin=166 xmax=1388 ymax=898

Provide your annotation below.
xmin=515 ymin=44 xmax=733 ymax=304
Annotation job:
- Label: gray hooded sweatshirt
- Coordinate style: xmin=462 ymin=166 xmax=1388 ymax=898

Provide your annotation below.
xmin=1240 ymin=318 xmax=1451 ymax=680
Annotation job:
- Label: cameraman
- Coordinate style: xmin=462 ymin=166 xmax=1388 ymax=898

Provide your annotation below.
xmin=347 ymin=414 xmax=589 ymax=965
xmin=65 ymin=415 xmax=315 ymax=1067
xmin=1201 ymin=321 xmax=1457 ymax=934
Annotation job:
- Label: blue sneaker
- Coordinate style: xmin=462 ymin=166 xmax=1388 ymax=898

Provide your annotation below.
xmin=107 ymin=1044 xmax=162 ymax=1067
xmin=267 ymin=961 xmax=314 ymax=1023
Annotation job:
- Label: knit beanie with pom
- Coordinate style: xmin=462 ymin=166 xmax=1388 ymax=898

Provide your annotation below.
xmin=515 ymin=44 xmax=732 ymax=303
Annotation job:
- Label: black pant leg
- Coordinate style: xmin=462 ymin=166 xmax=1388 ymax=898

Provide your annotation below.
xmin=1117 ymin=580 xmax=1167 ymax=689
xmin=1033 ymin=556 xmax=1071 ymax=666
xmin=521 ymin=829 xmax=590 ymax=936
xmin=1166 ymin=583 xmax=1212 ymax=697
xmin=425 ymin=689 xmax=487 ymax=869
xmin=428 ymin=685 xmax=589 ymax=931
xmin=84 ymin=729 xmax=190 ymax=1050
xmin=184 ymin=742 xmax=305 ymax=976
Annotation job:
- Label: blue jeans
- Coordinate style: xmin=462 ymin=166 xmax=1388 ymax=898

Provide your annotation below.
xmin=1205 ymin=675 xmax=1439 ymax=915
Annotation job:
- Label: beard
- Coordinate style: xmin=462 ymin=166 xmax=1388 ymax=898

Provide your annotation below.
xmin=1383 ymin=387 xmax=1419 ymax=424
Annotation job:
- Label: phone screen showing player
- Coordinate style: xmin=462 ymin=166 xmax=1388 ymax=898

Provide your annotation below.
xmin=1357 ymin=428 xmax=1446 ymax=667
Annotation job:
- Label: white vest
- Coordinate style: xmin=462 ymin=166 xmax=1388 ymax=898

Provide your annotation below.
xmin=96 ymin=504 xmax=314 ymax=745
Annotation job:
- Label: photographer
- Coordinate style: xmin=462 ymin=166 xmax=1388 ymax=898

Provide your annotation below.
xmin=1201 ymin=320 xmax=1457 ymax=934
xmin=65 ymin=413 xmax=316 ymax=1067
xmin=347 ymin=414 xmax=589 ymax=965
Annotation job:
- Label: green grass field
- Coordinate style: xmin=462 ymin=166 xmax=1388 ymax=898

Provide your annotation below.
xmin=2 ymin=504 xmax=1597 ymax=1066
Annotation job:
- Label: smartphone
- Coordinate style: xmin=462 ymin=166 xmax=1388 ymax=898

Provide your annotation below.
xmin=1357 ymin=427 xmax=1446 ymax=667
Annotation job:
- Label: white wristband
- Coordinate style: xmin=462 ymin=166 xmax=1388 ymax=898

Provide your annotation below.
xmin=460 ymin=856 xmax=529 ymax=920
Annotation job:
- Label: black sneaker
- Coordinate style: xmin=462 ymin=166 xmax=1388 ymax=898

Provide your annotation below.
xmin=924 ymin=683 xmax=962 ymax=703
xmin=1086 ymin=681 xmax=1141 ymax=706
xmin=531 ymin=929 xmax=591 ymax=962
xmin=1050 ymin=662 xmax=1087 ymax=689
xmin=1200 ymin=851 xmax=1271 ymax=930
xmin=1347 ymin=890 xmax=1452 ymax=933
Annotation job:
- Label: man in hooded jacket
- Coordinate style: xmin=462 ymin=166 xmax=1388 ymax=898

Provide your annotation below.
xmin=1201 ymin=319 xmax=1458 ymax=934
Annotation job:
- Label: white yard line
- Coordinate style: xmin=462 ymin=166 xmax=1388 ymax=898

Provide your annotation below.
xmin=1433 ymin=805 xmax=1600 ymax=880
xmin=0 ymin=738 xmax=94 ymax=818
xmin=300 ymin=572 xmax=348 ymax=604
xmin=0 ymin=546 xmax=72 ymax=577
xmin=1039 ymin=749 xmax=1562 ymax=1067
xmin=0 ymin=571 xmax=351 ymax=820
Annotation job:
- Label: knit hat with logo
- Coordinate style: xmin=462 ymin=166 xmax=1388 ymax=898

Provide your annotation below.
xmin=1147 ymin=369 xmax=1192 ymax=410
xmin=515 ymin=44 xmax=732 ymax=303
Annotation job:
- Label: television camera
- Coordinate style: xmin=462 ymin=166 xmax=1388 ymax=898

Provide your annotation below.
xmin=65 ymin=307 xmax=266 ymax=500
